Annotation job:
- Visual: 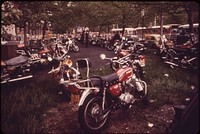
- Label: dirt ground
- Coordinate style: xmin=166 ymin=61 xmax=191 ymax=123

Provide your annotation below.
xmin=40 ymin=43 xmax=175 ymax=133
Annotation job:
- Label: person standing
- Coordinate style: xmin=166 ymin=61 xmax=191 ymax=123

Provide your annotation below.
xmin=85 ymin=31 xmax=89 ymax=48
xmin=81 ymin=30 xmax=85 ymax=45
xmin=110 ymin=31 xmax=121 ymax=45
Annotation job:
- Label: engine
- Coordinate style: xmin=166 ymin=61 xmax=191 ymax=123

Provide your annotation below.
xmin=119 ymin=92 xmax=134 ymax=104
xmin=119 ymin=83 xmax=135 ymax=104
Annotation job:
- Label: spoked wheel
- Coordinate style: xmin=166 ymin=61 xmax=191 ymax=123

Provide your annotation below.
xmin=78 ymin=94 xmax=109 ymax=133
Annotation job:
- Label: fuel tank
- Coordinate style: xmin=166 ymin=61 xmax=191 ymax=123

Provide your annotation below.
xmin=114 ymin=67 xmax=133 ymax=82
xmin=117 ymin=50 xmax=129 ymax=58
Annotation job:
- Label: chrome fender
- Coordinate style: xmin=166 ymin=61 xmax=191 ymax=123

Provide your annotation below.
xmin=78 ymin=89 xmax=92 ymax=106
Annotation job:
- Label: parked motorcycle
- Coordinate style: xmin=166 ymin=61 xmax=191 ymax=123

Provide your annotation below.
xmin=104 ymin=46 xmax=145 ymax=71
xmin=48 ymin=54 xmax=80 ymax=81
xmin=65 ymin=37 xmax=80 ymax=53
xmin=69 ymin=55 xmax=147 ymax=133
xmin=90 ymin=36 xmax=103 ymax=47
xmin=1 ymin=55 xmax=33 ymax=84
xmin=107 ymin=39 xmax=121 ymax=51
xmin=16 ymin=44 xmax=53 ymax=66
xmin=163 ymin=41 xmax=198 ymax=70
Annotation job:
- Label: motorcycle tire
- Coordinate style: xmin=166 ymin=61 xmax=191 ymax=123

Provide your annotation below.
xmin=72 ymin=45 xmax=80 ymax=52
xmin=78 ymin=94 xmax=109 ymax=133
xmin=107 ymin=44 xmax=114 ymax=51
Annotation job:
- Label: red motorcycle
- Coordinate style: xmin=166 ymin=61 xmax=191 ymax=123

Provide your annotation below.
xmin=106 ymin=48 xmax=145 ymax=71
xmin=58 ymin=54 xmax=148 ymax=133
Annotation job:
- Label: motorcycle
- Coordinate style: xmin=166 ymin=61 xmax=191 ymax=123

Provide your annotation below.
xmin=105 ymin=46 xmax=145 ymax=71
xmin=56 ymin=54 xmax=148 ymax=133
xmin=107 ymin=39 xmax=121 ymax=51
xmin=1 ymin=55 xmax=33 ymax=84
xmin=118 ymin=37 xmax=146 ymax=54
xmin=16 ymin=44 xmax=53 ymax=66
xmin=90 ymin=36 xmax=103 ymax=47
xmin=163 ymin=41 xmax=199 ymax=70
xmin=65 ymin=37 xmax=80 ymax=53
xmin=48 ymin=51 xmax=83 ymax=95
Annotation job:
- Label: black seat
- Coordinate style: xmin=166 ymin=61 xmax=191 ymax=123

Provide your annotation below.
xmin=90 ymin=73 xmax=119 ymax=88
xmin=100 ymin=73 xmax=119 ymax=85
xmin=90 ymin=77 xmax=102 ymax=87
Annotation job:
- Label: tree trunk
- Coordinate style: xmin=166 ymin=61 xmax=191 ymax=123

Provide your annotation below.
xmin=107 ymin=25 xmax=110 ymax=33
xmin=42 ymin=21 xmax=47 ymax=39
xmin=24 ymin=21 xmax=27 ymax=45
xmin=183 ymin=4 xmax=194 ymax=33
xmin=160 ymin=11 xmax=164 ymax=37
xmin=122 ymin=14 xmax=125 ymax=36
xmin=187 ymin=9 xmax=194 ymax=33
xmin=14 ymin=24 xmax=18 ymax=41
xmin=99 ymin=26 xmax=102 ymax=36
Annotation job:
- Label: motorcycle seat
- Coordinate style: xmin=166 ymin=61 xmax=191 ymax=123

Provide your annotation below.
xmin=100 ymin=73 xmax=119 ymax=85
xmin=90 ymin=77 xmax=102 ymax=87
xmin=38 ymin=48 xmax=50 ymax=54
xmin=4 ymin=55 xmax=29 ymax=66
xmin=90 ymin=73 xmax=119 ymax=88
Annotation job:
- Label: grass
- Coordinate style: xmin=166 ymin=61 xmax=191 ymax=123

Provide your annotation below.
xmin=1 ymin=49 xmax=199 ymax=133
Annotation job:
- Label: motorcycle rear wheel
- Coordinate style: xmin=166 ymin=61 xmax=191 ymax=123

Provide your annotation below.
xmin=78 ymin=94 xmax=109 ymax=133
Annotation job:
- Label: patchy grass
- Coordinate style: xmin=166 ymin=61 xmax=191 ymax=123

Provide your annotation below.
xmin=1 ymin=49 xmax=198 ymax=133
xmin=143 ymin=50 xmax=198 ymax=108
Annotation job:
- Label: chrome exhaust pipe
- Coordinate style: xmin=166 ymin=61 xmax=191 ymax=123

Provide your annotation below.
xmin=1 ymin=75 xmax=33 ymax=84
xmin=164 ymin=61 xmax=178 ymax=67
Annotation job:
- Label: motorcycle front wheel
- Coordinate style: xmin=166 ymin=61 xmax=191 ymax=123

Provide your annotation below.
xmin=78 ymin=94 xmax=109 ymax=133
xmin=107 ymin=44 xmax=114 ymax=51
xmin=72 ymin=45 xmax=80 ymax=52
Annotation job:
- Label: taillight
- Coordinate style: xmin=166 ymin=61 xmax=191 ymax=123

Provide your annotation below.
xmin=138 ymin=55 xmax=145 ymax=67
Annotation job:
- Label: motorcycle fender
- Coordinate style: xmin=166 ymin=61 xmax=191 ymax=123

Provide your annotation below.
xmin=78 ymin=89 xmax=93 ymax=106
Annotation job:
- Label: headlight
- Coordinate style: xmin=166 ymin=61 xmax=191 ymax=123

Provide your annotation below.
xmin=48 ymin=57 xmax=52 ymax=61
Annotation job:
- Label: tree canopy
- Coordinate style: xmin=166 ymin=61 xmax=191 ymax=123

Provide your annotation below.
xmin=1 ymin=1 xmax=199 ymax=38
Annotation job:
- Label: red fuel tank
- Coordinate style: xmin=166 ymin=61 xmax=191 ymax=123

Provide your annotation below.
xmin=114 ymin=67 xmax=133 ymax=82
xmin=117 ymin=50 xmax=129 ymax=58
xmin=108 ymin=83 xmax=121 ymax=96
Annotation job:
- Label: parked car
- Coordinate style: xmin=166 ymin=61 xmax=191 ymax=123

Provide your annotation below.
xmin=144 ymin=34 xmax=168 ymax=48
